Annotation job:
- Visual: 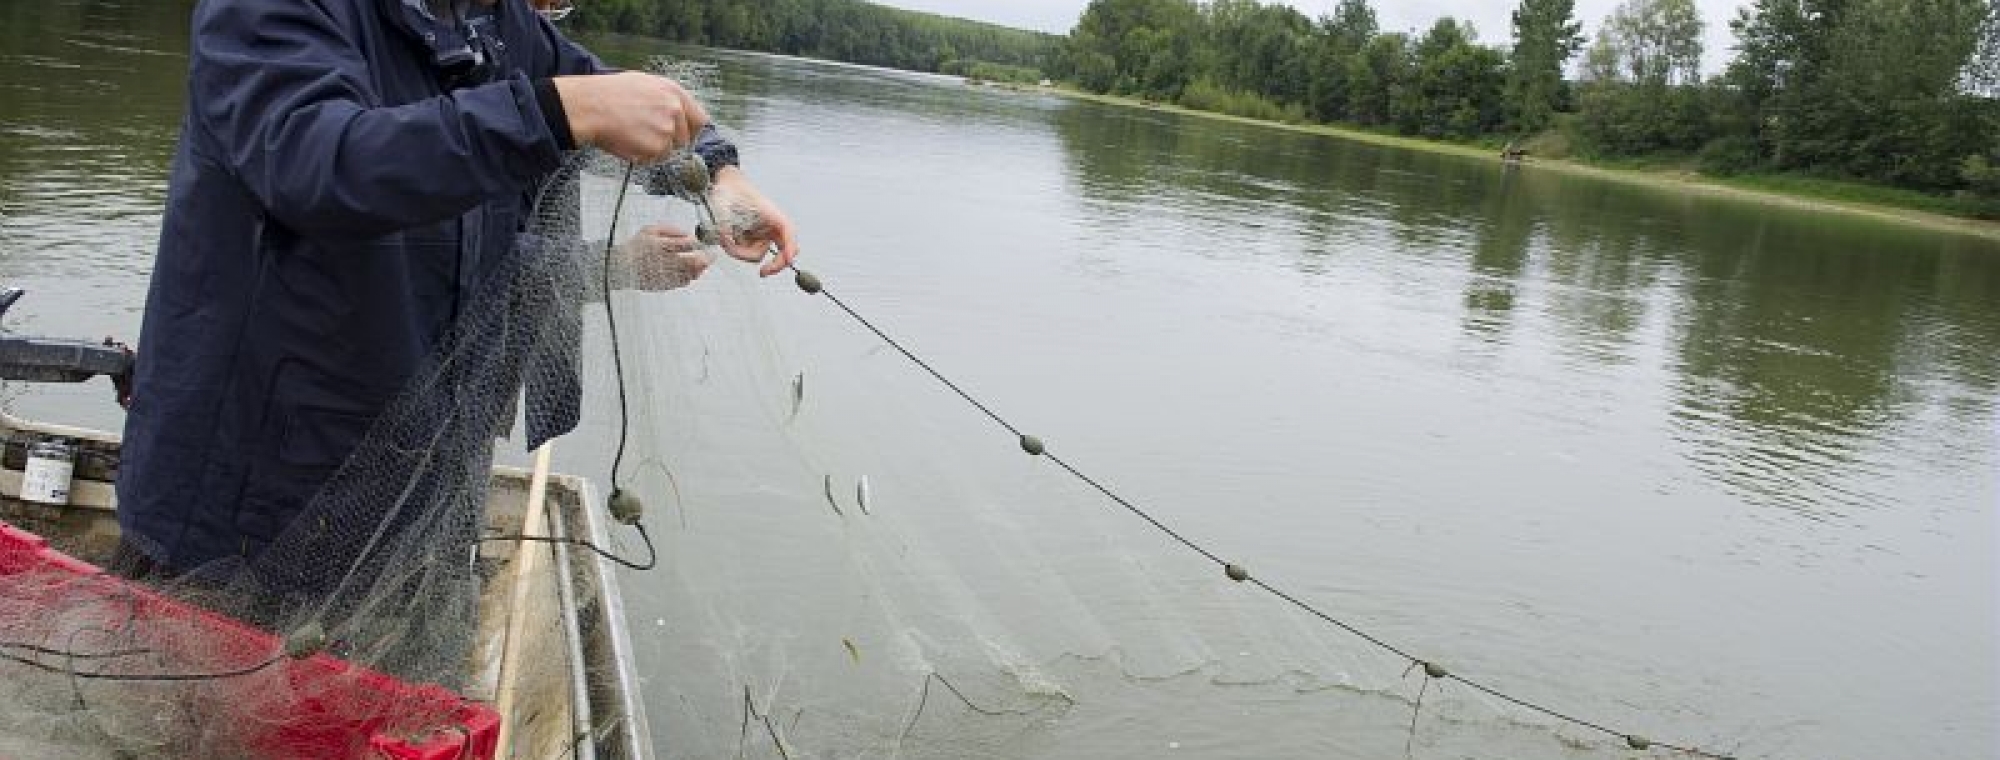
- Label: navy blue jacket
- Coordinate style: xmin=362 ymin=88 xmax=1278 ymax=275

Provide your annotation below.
xmin=119 ymin=0 xmax=608 ymax=570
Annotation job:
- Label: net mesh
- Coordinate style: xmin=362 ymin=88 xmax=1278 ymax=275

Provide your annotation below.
xmin=560 ymin=68 xmax=1740 ymax=758
xmin=0 ymin=132 xmax=639 ymax=757
xmin=0 ymin=60 xmax=1747 ymax=760
xmin=581 ymin=233 xmax=1709 ymax=760
xmin=0 ymin=48 xmax=732 ymax=751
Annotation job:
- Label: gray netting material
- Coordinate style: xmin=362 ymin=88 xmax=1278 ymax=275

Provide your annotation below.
xmin=0 ymin=138 xmax=627 ymax=757
xmin=0 ymin=62 xmax=1744 ymax=760
xmin=567 ymin=90 xmax=1738 ymax=760
xmin=585 ymin=221 xmax=1669 ymax=760
xmin=587 ymin=202 xmax=1710 ymax=760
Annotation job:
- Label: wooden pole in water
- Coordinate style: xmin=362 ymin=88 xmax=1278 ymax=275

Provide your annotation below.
xmin=494 ymin=442 xmax=554 ymax=760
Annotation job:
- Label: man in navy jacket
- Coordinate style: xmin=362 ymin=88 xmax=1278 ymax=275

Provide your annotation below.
xmin=116 ymin=0 xmax=799 ymax=577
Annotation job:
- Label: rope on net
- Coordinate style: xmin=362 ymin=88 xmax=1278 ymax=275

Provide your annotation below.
xmin=523 ymin=147 xmax=1741 ymax=758
xmin=778 ymin=263 xmax=1740 ymax=760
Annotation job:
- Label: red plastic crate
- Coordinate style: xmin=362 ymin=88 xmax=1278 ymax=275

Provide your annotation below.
xmin=0 ymin=520 xmax=501 ymax=759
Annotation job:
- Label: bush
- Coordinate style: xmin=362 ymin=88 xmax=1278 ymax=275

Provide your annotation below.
xmin=1698 ymin=135 xmax=1764 ymax=176
xmin=1962 ymin=154 xmax=2000 ymax=219
xmin=1576 ymin=82 xmax=1715 ymax=158
xmin=944 ymin=59 xmax=1044 ymax=85
xmin=1518 ymin=120 xmax=1575 ymax=159
xmin=1177 ymin=78 xmax=1306 ymax=123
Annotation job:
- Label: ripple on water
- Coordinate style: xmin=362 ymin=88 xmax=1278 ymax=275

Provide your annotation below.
xmin=1668 ymin=374 xmax=1895 ymax=525
xmin=61 ymin=35 xmax=184 ymax=60
xmin=0 ymin=54 xmax=85 ymax=70
xmin=0 ymin=124 xmax=85 ymax=141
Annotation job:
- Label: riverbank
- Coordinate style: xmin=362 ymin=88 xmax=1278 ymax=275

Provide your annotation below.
xmin=1036 ymin=86 xmax=2000 ymax=244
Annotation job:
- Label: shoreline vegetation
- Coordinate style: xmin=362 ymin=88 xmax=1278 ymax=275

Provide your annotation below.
xmin=1029 ymin=84 xmax=2000 ymax=243
xmin=566 ymin=1 xmax=1997 ymax=242
xmin=1040 ymin=0 xmax=1999 ymax=242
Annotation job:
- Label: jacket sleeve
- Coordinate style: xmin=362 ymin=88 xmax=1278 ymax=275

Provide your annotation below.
xmin=189 ymin=0 xmax=566 ymax=240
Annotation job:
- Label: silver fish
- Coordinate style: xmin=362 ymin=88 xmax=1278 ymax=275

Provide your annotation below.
xmin=855 ymin=475 xmax=872 ymax=515
xmin=789 ymin=372 xmax=805 ymax=419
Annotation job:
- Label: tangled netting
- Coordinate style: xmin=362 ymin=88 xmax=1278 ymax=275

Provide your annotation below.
xmin=0 ymin=134 xmax=670 ymax=756
xmin=582 ymin=220 xmax=1741 ymax=760
xmin=553 ymin=71 xmax=1749 ymax=760
xmin=0 ymin=60 xmax=1754 ymax=760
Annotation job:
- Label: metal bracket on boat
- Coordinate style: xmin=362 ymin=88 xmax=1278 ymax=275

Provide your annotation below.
xmin=0 ymin=287 xmax=136 ymax=404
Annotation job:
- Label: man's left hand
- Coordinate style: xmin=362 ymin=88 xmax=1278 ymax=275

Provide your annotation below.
xmin=708 ymin=167 xmax=800 ymax=277
xmin=615 ymin=224 xmax=712 ymax=291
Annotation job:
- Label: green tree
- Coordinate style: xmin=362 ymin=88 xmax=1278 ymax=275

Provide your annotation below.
xmin=1306 ymin=0 xmax=1379 ymax=121
xmin=1505 ymin=0 xmax=1585 ymax=133
xmin=1055 ymin=33 xmax=1120 ymax=92
xmin=1603 ymin=0 xmax=1704 ymax=85
xmin=1724 ymin=0 xmax=1992 ymax=190
xmin=1065 ymin=0 xmax=1202 ymax=99
xmin=1968 ymin=3 xmax=2000 ymax=96
xmin=581 ymin=0 xmax=1997 ymax=211
xmin=1345 ymin=32 xmax=1408 ymax=126
xmin=573 ymin=0 xmax=658 ymax=35
xmin=1580 ymin=27 xmax=1622 ymax=83
xmin=1199 ymin=0 xmax=1313 ymax=106
xmin=1391 ymin=19 xmax=1507 ymax=138
xmin=1966 ymin=5 xmax=2000 ymax=214
xmin=576 ymin=0 xmax=1057 ymax=78
xmin=1575 ymin=0 xmax=1711 ymax=155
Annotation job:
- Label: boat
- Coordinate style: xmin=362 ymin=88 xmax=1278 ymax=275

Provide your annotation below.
xmin=0 ymin=412 xmax=655 ymax=758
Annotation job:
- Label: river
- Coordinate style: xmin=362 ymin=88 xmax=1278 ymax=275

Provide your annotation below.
xmin=1 ymin=3 xmax=1994 ymax=759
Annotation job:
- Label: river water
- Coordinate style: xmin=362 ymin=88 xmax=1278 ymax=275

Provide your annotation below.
xmin=1 ymin=3 xmax=1995 ymax=759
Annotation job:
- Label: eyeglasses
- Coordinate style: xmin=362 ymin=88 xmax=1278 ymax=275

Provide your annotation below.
xmin=537 ymin=0 xmax=574 ymax=22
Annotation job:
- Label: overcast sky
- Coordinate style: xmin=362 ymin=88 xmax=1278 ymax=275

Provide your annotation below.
xmin=877 ymin=0 xmax=1751 ymax=74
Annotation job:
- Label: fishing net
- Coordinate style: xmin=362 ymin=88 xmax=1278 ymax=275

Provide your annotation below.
xmin=573 ymin=198 xmax=1740 ymax=760
xmin=550 ymin=70 xmax=1748 ymax=760
xmin=0 ymin=85 xmax=692 ymax=756
xmin=0 ymin=138 xmax=617 ymax=756
xmin=0 ymin=60 xmax=1749 ymax=760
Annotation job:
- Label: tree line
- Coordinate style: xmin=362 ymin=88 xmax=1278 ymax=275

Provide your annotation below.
xmin=1048 ymin=0 xmax=2000 ymax=213
xmin=567 ymin=0 xmax=1059 ymax=82
xmin=563 ymin=0 xmax=1996 ymax=213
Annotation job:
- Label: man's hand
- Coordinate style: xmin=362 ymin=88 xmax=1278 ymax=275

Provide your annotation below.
xmin=707 ymin=167 xmax=800 ymax=277
xmin=614 ymin=224 xmax=712 ymax=291
xmin=553 ymin=72 xmax=708 ymax=164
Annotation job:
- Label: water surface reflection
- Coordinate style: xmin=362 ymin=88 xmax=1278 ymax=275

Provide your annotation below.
xmin=0 ymin=8 xmax=1993 ymax=758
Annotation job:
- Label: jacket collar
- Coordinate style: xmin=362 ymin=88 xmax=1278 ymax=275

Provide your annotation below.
xmin=380 ymin=0 xmax=496 ymax=81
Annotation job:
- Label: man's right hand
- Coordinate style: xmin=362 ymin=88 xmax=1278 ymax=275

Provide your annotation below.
xmin=553 ymin=72 xmax=702 ymax=164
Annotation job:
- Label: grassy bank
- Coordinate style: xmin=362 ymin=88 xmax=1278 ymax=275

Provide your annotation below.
xmin=1042 ymin=86 xmax=2000 ymax=244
